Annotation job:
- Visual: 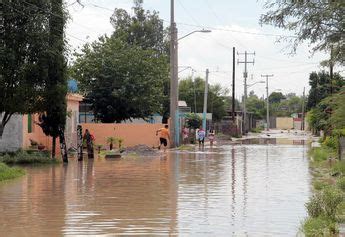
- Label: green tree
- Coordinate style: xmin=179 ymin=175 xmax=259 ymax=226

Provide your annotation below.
xmin=246 ymin=93 xmax=265 ymax=119
xmin=260 ymin=1 xmax=344 ymax=65
xmin=1 ymin=0 xmax=50 ymax=136
xmin=185 ymin=113 xmax=202 ymax=129
xmin=72 ymin=1 xmax=169 ymax=123
xmin=37 ymin=0 xmax=68 ymax=161
xmin=178 ymin=77 xmax=228 ymax=121
xmin=328 ymin=88 xmax=345 ymax=130
xmin=72 ymin=36 xmax=168 ymax=123
xmin=269 ymin=92 xmax=285 ymax=104
xmin=109 ymin=0 xmax=170 ymax=122
xmin=307 ymin=71 xmax=344 ymax=110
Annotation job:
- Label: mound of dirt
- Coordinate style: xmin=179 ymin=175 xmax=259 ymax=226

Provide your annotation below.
xmin=123 ymin=145 xmax=160 ymax=156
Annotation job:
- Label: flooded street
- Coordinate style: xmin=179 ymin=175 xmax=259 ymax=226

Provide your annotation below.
xmin=0 ymin=140 xmax=311 ymax=236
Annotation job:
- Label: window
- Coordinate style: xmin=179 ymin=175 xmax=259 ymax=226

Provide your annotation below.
xmin=28 ymin=114 xmax=32 ymax=133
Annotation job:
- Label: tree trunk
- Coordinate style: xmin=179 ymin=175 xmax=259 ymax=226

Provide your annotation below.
xmin=59 ymin=129 xmax=68 ymax=163
xmin=52 ymin=137 xmax=56 ymax=159
xmin=0 ymin=112 xmax=13 ymax=137
xmin=0 ymin=123 xmax=4 ymax=138
xmin=77 ymin=125 xmax=83 ymax=161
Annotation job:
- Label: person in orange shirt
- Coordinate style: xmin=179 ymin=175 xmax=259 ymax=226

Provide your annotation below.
xmin=156 ymin=124 xmax=170 ymax=152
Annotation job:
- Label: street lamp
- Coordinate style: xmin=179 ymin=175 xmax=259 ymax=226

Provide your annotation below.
xmin=170 ymin=1 xmax=211 ymax=147
xmin=178 ymin=29 xmax=212 ymax=41
xmin=247 ymin=80 xmax=265 ymax=89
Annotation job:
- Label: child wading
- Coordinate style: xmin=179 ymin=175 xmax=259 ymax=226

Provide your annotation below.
xmin=208 ymin=130 xmax=215 ymax=147
xmin=197 ymin=128 xmax=206 ymax=148
xmin=156 ymin=125 xmax=170 ymax=152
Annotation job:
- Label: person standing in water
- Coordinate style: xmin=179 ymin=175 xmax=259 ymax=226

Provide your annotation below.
xmin=208 ymin=129 xmax=215 ymax=147
xmin=197 ymin=128 xmax=206 ymax=148
xmin=156 ymin=124 xmax=170 ymax=152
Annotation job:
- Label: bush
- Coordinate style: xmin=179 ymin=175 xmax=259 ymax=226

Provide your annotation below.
xmin=336 ymin=177 xmax=345 ymax=192
xmin=323 ymin=136 xmax=338 ymax=151
xmin=313 ymin=180 xmax=330 ymax=191
xmin=302 ymin=216 xmax=338 ymax=237
xmin=0 ymin=162 xmax=25 ymax=181
xmin=306 ymin=187 xmax=343 ymax=221
xmin=0 ymin=150 xmax=58 ymax=165
xmin=331 ymin=161 xmax=345 ymax=177
xmin=309 ymin=147 xmax=330 ymax=162
xmin=251 ymin=127 xmax=263 ymax=133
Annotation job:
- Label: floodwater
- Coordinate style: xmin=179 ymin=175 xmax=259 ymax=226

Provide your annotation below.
xmin=0 ymin=139 xmax=311 ymax=236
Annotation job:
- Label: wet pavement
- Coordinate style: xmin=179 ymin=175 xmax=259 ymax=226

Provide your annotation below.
xmin=0 ymin=139 xmax=311 ymax=236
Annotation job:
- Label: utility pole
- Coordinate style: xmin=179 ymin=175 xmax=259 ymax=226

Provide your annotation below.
xmin=232 ymin=47 xmax=235 ymax=121
xmin=170 ymin=0 xmax=178 ymax=147
xmin=301 ymin=87 xmax=305 ymax=130
xmin=202 ymin=69 xmax=209 ymax=130
xmin=237 ymin=51 xmax=255 ymax=134
xmin=261 ymin=74 xmax=274 ymax=131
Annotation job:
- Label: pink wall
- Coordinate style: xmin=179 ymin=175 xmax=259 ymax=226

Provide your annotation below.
xmin=82 ymin=123 xmax=167 ymax=149
xmin=22 ymin=94 xmax=83 ymax=151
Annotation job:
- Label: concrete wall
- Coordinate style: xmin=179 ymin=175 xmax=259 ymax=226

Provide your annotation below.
xmin=0 ymin=114 xmax=23 ymax=152
xmin=276 ymin=117 xmax=294 ymax=130
xmin=81 ymin=123 xmax=166 ymax=149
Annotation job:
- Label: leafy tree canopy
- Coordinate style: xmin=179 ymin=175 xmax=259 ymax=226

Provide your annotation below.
xmin=178 ymin=77 xmax=229 ymax=121
xmin=307 ymin=71 xmax=344 ymax=110
xmin=269 ymin=92 xmax=285 ymax=104
xmin=260 ymin=1 xmax=344 ymax=65
xmin=72 ymin=36 xmax=168 ymax=123
xmin=71 ymin=1 xmax=169 ymax=123
xmin=1 ymin=0 xmax=52 ymax=134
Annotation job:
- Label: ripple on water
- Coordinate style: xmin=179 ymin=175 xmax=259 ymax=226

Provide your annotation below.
xmin=0 ymin=143 xmax=311 ymax=236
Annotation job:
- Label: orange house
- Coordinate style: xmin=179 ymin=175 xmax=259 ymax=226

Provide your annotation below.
xmin=0 ymin=93 xmax=83 ymax=152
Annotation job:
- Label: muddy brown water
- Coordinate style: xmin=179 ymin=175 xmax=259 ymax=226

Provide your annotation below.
xmin=0 ymin=139 xmax=310 ymax=236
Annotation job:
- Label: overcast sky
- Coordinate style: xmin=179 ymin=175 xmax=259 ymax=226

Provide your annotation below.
xmin=66 ymin=0 xmax=339 ymax=99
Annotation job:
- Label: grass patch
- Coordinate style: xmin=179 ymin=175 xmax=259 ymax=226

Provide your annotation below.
xmin=302 ymin=216 xmax=338 ymax=237
xmin=337 ymin=177 xmax=345 ymax=192
xmin=177 ymin=145 xmax=195 ymax=151
xmin=0 ymin=150 xmax=59 ymax=165
xmin=309 ymin=147 xmax=335 ymax=162
xmin=0 ymin=162 xmax=25 ymax=181
xmin=331 ymin=161 xmax=345 ymax=177
xmin=251 ymin=127 xmax=263 ymax=133
xmin=313 ymin=180 xmax=330 ymax=191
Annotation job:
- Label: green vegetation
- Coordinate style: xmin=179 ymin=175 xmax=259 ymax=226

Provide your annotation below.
xmin=261 ymin=1 xmax=344 ymax=64
xmin=0 ymin=162 xmax=25 ymax=181
xmin=303 ymin=142 xmax=345 ymax=236
xmin=177 ymin=145 xmax=195 ymax=151
xmin=302 ymin=216 xmax=337 ymax=237
xmin=0 ymin=151 xmax=59 ymax=165
xmin=179 ymin=78 xmax=230 ymax=121
xmin=71 ymin=1 xmax=169 ymax=123
xmin=185 ymin=113 xmax=202 ymax=129
xmin=251 ymin=127 xmax=263 ymax=133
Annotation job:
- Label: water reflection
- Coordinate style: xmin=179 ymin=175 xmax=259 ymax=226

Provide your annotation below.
xmin=0 ymin=142 xmax=311 ymax=236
